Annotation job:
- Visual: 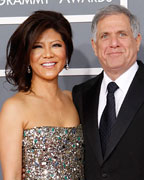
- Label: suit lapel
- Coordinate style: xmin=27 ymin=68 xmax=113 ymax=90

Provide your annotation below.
xmin=83 ymin=73 xmax=104 ymax=165
xmin=104 ymin=61 xmax=144 ymax=161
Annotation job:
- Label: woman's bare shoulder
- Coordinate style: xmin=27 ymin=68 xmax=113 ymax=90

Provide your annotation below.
xmin=0 ymin=94 xmax=25 ymax=131
xmin=0 ymin=92 xmax=27 ymax=117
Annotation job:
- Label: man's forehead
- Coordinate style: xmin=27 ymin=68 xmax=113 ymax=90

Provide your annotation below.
xmin=96 ymin=14 xmax=131 ymax=31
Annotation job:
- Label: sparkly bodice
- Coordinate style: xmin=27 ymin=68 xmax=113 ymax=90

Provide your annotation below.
xmin=22 ymin=124 xmax=84 ymax=180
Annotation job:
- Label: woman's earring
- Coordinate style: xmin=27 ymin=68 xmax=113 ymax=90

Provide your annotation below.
xmin=27 ymin=65 xmax=31 ymax=74
xmin=65 ymin=60 xmax=69 ymax=70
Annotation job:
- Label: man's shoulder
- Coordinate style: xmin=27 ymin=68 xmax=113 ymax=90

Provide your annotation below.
xmin=72 ymin=72 xmax=103 ymax=94
xmin=137 ymin=60 xmax=144 ymax=71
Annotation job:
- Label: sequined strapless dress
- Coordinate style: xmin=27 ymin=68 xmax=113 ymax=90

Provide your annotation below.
xmin=22 ymin=124 xmax=84 ymax=180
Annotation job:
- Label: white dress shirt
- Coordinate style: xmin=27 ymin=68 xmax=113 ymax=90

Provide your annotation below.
xmin=98 ymin=62 xmax=138 ymax=127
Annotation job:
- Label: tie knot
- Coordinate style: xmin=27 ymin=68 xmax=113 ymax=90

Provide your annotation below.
xmin=107 ymin=82 xmax=119 ymax=93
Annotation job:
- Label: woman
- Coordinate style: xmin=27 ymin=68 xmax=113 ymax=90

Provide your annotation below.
xmin=0 ymin=10 xmax=84 ymax=179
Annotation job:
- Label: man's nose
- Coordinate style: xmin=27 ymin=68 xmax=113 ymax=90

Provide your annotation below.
xmin=110 ymin=35 xmax=119 ymax=48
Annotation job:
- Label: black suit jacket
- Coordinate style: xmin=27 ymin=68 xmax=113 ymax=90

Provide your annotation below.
xmin=72 ymin=60 xmax=144 ymax=180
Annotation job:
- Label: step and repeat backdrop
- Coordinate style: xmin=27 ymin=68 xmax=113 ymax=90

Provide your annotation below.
xmin=0 ymin=0 xmax=144 ymax=178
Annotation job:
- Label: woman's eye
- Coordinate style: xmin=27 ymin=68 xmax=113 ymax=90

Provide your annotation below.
xmin=32 ymin=45 xmax=42 ymax=49
xmin=52 ymin=43 xmax=62 ymax=47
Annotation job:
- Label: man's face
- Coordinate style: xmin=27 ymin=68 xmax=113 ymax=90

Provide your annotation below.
xmin=92 ymin=14 xmax=141 ymax=80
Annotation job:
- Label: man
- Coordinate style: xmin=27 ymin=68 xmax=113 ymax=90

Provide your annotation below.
xmin=72 ymin=4 xmax=144 ymax=180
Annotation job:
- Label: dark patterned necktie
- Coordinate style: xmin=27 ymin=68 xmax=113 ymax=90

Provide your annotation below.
xmin=99 ymin=82 xmax=119 ymax=157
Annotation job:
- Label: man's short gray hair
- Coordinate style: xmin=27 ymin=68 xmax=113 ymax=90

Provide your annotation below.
xmin=91 ymin=4 xmax=140 ymax=41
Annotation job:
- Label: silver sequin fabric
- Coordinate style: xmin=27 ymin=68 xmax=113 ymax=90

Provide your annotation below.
xmin=22 ymin=124 xmax=84 ymax=180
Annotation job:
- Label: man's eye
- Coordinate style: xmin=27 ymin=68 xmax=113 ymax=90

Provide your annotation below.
xmin=32 ymin=45 xmax=42 ymax=49
xmin=52 ymin=43 xmax=62 ymax=47
xmin=120 ymin=33 xmax=127 ymax=37
xmin=101 ymin=34 xmax=108 ymax=39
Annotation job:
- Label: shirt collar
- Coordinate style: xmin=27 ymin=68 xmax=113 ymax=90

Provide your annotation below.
xmin=103 ymin=62 xmax=138 ymax=94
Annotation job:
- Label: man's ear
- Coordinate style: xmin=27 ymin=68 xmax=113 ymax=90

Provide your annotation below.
xmin=136 ymin=33 xmax=142 ymax=51
xmin=91 ymin=39 xmax=98 ymax=56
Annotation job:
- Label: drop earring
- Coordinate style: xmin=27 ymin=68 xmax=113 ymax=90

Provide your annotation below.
xmin=27 ymin=65 xmax=31 ymax=73
xmin=65 ymin=60 xmax=69 ymax=70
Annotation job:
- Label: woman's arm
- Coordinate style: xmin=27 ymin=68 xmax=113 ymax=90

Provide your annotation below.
xmin=0 ymin=98 xmax=24 ymax=180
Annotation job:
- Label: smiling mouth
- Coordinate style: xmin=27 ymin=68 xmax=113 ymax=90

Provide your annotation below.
xmin=108 ymin=52 xmax=123 ymax=56
xmin=41 ymin=62 xmax=56 ymax=67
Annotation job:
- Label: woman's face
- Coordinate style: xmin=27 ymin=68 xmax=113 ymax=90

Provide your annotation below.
xmin=30 ymin=28 xmax=67 ymax=81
